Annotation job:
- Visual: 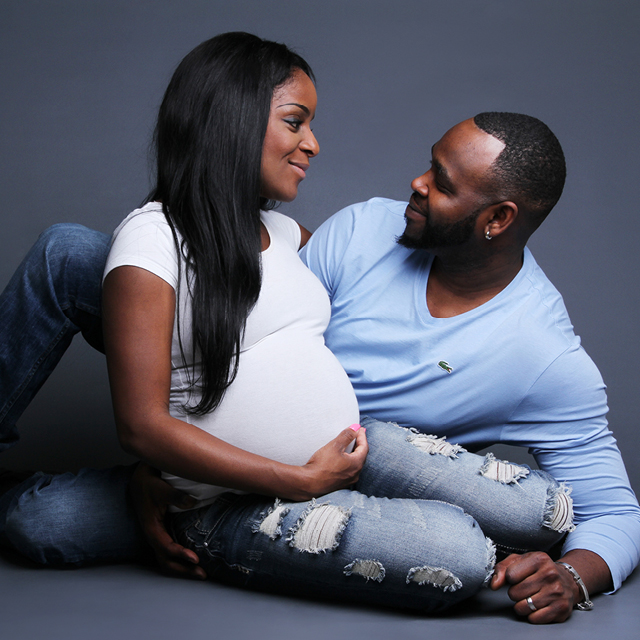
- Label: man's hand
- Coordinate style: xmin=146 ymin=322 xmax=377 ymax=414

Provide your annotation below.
xmin=490 ymin=552 xmax=578 ymax=623
xmin=129 ymin=463 xmax=206 ymax=580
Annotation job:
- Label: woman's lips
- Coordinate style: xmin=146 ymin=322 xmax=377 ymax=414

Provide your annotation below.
xmin=290 ymin=162 xmax=309 ymax=179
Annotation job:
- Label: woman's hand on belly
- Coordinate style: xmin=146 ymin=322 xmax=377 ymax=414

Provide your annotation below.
xmin=294 ymin=424 xmax=368 ymax=500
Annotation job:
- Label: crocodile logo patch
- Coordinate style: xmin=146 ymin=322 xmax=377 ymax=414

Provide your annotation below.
xmin=438 ymin=360 xmax=453 ymax=374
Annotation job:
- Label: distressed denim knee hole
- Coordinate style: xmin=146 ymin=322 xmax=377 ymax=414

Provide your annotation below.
xmin=344 ymin=559 xmax=386 ymax=582
xmin=287 ymin=500 xmax=351 ymax=553
xmin=405 ymin=429 xmax=465 ymax=458
xmin=252 ymin=498 xmax=290 ymax=540
xmin=544 ymin=484 xmax=575 ymax=533
xmin=479 ymin=452 xmax=530 ymax=484
xmin=406 ymin=566 xmax=463 ymax=592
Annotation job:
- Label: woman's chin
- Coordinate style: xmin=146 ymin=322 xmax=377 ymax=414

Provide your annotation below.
xmin=262 ymin=190 xmax=298 ymax=204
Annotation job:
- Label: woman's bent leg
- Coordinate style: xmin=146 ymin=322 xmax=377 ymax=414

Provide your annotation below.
xmin=356 ymin=417 xmax=574 ymax=554
xmin=0 ymin=224 xmax=109 ymax=452
xmin=0 ymin=465 xmax=147 ymax=565
xmin=172 ymin=491 xmax=495 ymax=613
xmin=0 ymin=226 xmax=140 ymax=567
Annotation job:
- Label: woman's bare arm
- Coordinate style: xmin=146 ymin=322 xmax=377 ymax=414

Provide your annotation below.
xmin=103 ymin=265 xmax=367 ymax=502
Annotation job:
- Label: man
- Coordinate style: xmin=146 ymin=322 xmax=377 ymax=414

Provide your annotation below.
xmin=300 ymin=112 xmax=640 ymax=621
xmin=1 ymin=113 xmax=638 ymax=623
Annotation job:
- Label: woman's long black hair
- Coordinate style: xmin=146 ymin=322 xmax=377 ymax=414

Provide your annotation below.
xmin=148 ymin=32 xmax=314 ymax=415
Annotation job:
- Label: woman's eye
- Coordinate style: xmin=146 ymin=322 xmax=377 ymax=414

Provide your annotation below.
xmin=285 ymin=119 xmax=302 ymax=130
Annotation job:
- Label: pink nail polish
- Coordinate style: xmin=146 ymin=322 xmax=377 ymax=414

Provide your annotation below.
xmin=349 ymin=424 xmax=361 ymax=431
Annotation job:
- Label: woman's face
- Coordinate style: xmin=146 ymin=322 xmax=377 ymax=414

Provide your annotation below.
xmin=260 ymin=68 xmax=319 ymax=202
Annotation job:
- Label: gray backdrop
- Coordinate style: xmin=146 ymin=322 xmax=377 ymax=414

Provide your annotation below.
xmin=1 ymin=0 xmax=638 ymax=497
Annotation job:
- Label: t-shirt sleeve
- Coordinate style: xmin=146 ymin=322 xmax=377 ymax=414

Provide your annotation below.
xmin=261 ymin=210 xmax=301 ymax=252
xmin=299 ymin=203 xmax=360 ymax=299
xmin=504 ymin=346 xmax=640 ymax=591
xmin=103 ymin=210 xmax=180 ymax=289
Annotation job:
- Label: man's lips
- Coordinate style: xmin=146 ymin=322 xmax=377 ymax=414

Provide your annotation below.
xmin=290 ymin=162 xmax=309 ymax=178
xmin=406 ymin=196 xmax=427 ymax=220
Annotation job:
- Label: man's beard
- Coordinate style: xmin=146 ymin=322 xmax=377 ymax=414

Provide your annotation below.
xmin=397 ymin=205 xmax=483 ymax=250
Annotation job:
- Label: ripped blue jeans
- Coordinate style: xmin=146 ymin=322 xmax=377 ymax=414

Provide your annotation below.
xmin=170 ymin=416 xmax=573 ymax=612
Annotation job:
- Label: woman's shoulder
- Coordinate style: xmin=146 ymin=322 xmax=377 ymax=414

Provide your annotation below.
xmin=105 ymin=202 xmax=180 ymax=287
xmin=112 ymin=202 xmax=170 ymax=238
xmin=111 ymin=202 xmax=178 ymax=253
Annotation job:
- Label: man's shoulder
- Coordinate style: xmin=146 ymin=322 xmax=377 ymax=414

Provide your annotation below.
xmin=347 ymin=196 xmax=405 ymax=220
xmin=355 ymin=197 xmax=407 ymax=213
xmin=314 ymin=197 xmax=408 ymax=251
xmin=305 ymin=197 xmax=407 ymax=255
xmin=302 ymin=197 xmax=413 ymax=291
xmin=321 ymin=197 xmax=406 ymax=230
xmin=493 ymin=248 xmax=588 ymax=375
xmin=520 ymin=248 xmax=573 ymax=330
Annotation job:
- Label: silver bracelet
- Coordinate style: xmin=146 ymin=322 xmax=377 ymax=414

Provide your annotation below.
xmin=556 ymin=561 xmax=594 ymax=611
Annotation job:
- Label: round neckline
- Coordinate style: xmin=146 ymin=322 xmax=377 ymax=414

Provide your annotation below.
xmin=416 ymin=250 xmax=530 ymax=323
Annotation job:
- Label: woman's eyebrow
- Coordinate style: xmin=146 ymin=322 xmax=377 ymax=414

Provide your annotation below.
xmin=276 ymin=102 xmax=310 ymax=115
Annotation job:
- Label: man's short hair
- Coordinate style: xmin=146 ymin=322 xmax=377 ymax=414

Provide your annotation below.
xmin=473 ymin=112 xmax=566 ymax=227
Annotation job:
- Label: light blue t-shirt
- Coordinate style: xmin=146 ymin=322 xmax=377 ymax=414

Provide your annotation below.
xmin=301 ymin=197 xmax=640 ymax=591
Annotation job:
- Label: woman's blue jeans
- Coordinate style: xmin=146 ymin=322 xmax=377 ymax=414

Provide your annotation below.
xmin=0 ymin=225 xmax=573 ymax=611
xmin=0 ymin=223 xmax=110 ymax=450
xmin=0 ymin=224 xmax=147 ymax=563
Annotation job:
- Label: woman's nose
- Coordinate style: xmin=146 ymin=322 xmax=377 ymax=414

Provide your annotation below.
xmin=302 ymin=130 xmax=320 ymax=157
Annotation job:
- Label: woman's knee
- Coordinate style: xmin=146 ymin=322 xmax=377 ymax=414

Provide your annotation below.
xmin=3 ymin=473 xmax=82 ymax=564
xmin=30 ymin=224 xmax=109 ymax=345
xmin=3 ymin=468 xmax=141 ymax=565
xmin=35 ymin=223 xmax=110 ymax=283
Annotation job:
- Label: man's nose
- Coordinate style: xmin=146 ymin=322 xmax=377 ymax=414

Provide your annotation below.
xmin=411 ymin=173 xmax=429 ymax=196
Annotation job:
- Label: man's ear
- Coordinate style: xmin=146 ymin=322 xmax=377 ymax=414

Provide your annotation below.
xmin=484 ymin=201 xmax=518 ymax=239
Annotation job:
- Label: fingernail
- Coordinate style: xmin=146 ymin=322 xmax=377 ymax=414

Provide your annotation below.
xmin=349 ymin=424 xmax=361 ymax=431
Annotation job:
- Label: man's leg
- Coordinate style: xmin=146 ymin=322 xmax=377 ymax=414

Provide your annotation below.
xmin=0 ymin=224 xmax=109 ymax=451
xmin=356 ymin=416 xmax=574 ymax=555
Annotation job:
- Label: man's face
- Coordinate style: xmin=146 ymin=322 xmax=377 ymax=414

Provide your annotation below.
xmin=398 ymin=119 xmax=505 ymax=251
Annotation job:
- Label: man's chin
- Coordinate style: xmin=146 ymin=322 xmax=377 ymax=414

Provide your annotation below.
xmin=396 ymin=230 xmax=427 ymax=250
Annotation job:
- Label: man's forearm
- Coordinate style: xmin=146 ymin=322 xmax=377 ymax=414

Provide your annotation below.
xmin=558 ymin=548 xmax=612 ymax=605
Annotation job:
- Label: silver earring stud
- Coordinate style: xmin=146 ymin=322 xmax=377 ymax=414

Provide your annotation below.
xmin=485 ymin=230 xmax=492 ymax=240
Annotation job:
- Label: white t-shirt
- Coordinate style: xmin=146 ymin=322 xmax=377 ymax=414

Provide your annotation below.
xmin=105 ymin=202 xmax=359 ymax=505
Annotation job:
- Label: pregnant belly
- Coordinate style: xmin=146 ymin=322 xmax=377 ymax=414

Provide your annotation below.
xmin=184 ymin=331 xmax=360 ymax=466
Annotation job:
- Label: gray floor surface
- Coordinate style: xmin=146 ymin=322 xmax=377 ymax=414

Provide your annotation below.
xmin=2 ymin=548 xmax=639 ymax=640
